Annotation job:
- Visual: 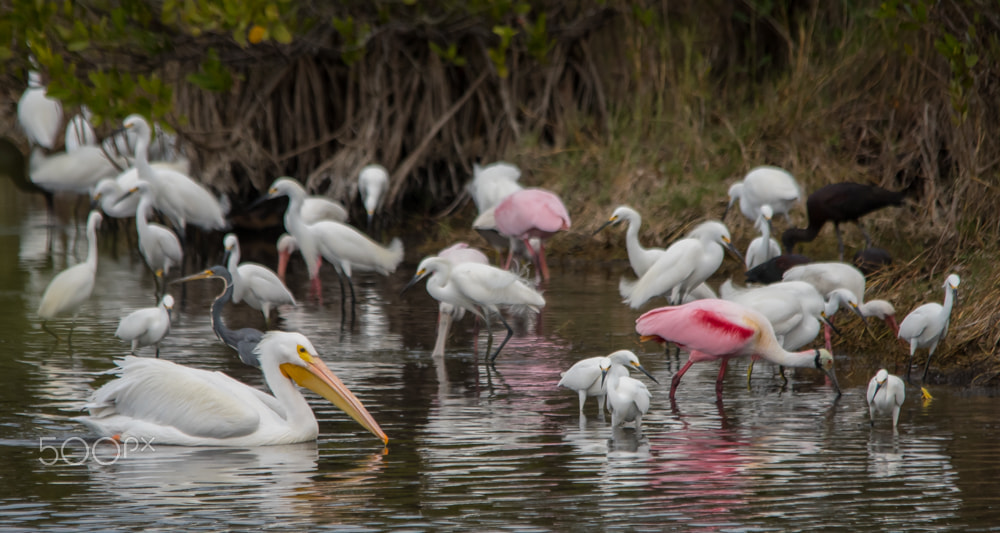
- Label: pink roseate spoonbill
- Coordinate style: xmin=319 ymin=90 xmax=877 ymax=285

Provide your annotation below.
xmin=898 ymin=273 xmax=960 ymax=387
xmin=430 ymin=243 xmax=490 ymax=357
xmin=402 ymin=256 xmax=545 ymax=362
xmin=744 ymin=253 xmax=811 ymax=284
xmin=558 ymin=350 xmax=657 ymax=415
xmin=635 ymin=299 xmax=840 ymax=400
xmin=18 ymin=71 xmax=63 ymax=149
xmin=601 ymin=359 xmax=652 ymax=433
xmin=224 ymin=233 xmax=296 ymax=326
xmin=115 ymin=295 xmax=173 ymax=357
xmin=867 ymin=369 xmax=905 ymax=430
xmin=782 ymin=182 xmax=905 ymax=260
xmin=594 ymin=205 xmax=666 ymax=277
xmin=620 ymin=221 xmax=742 ymax=309
xmin=358 ymin=164 xmax=389 ymax=229
xmin=493 ymin=188 xmax=571 ymax=282
xmin=745 ymin=205 xmax=782 ymax=269
xmin=38 ymin=211 xmax=102 ymax=343
xmin=724 ymin=166 xmax=801 ymax=224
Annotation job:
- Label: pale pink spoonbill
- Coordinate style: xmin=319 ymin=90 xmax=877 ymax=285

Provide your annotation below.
xmin=493 ymin=188 xmax=571 ymax=282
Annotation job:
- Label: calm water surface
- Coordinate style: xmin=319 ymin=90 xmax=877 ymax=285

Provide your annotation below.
xmin=1 ymin=184 xmax=998 ymax=531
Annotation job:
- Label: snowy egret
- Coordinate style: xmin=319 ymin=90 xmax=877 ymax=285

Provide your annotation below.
xmin=594 ymin=205 xmax=666 ymax=277
xmin=867 ymin=369 xmax=905 ymax=429
xmin=782 ymin=261 xmax=866 ymax=300
xmin=402 ymin=256 xmax=545 ymax=362
xmin=259 ymin=177 xmax=324 ymax=295
xmin=745 ymin=205 xmax=782 ymax=269
xmin=223 ymin=233 xmax=296 ymax=325
xmin=29 ymin=146 xmax=125 ymax=196
xmin=601 ymin=359 xmax=653 ymax=432
xmin=558 ymin=350 xmax=657 ymax=415
xmin=782 ymin=182 xmax=905 ymax=259
xmin=358 ymin=163 xmax=389 ymax=229
xmin=64 ymin=107 xmax=97 ymax=152
xmin=119 ymin=182 xmax=184 ymax=295
xmin=493 ymin=188 xmax=571 ymax=282
xmin=173 ymin=266 xmax=264 ymax=368
xmin=115 ymin=295 xmax=174 ymax=357
xmin=620 ymin=220 xmax=742 ymax=309
xmin=309 ymin=219 xmax=404 ymax=306
xmin=76 ymin=331 xmax=388 ymax=446
xmin=635 ymin=299 xmax=840 ymax=399
xmin=301 ymin=196 xmax=349 ymax=224
xmin=898 ymin=273 xmax=960 ymax=384
xmin=724 ymin=166 xmax=801 ymax=223
xmin=121 ymin=114 xmax=228 ymax=234
xmin=17 ymin=71 xmax=62 ymax=149
xmin=37 ymin=211 xmax=102 ymax=341
xmin=430 ymin=243 xmax=490 ymax=357
xmin=467 ymin=160 xmax=522 ymax=213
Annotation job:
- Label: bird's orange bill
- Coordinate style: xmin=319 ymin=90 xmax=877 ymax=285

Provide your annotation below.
xmin=281 ymin=359 xmax=389 ymax=445
xmin=639 ymin=334 xmax=665 ymax=344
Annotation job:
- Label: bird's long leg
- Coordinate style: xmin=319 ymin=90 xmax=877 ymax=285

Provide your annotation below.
xmin=858 ymin=222 xmax=873 ymax=248
xmin=532 ymin=239 xmax=550 ymax=283
xmin=905 ymin=349 xmax=916 ymax=384
xmin=42 ymin=321 xmax=61 ymax=343
xmin=483 ymin=313 xmax=494 ymax=357
xmin=489 ymin=313 xmax=515 ymax=363
xmin=834 ymin=223 xmax=846 ymax=261
xmin=715 ymin=359 xmax=729 ymax=397
xmin=347 ymin=275 xmax=357 ymax=308
xmin=669 ymin=360 xmax=696 ymax=399
xmin=921 ymin=346 xmax=937 ymax=384
xmin=503 ymin=238 xmax=516 ymax=271
xmin=746 ymin=356 xmax=757 ymax=390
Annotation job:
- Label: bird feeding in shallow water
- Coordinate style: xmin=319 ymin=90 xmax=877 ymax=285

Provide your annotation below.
xmin=897 ymin=273 xmax=960 ymax=386
xmin=172 ymin=266 xmax=264 ymax=368
xmin=620 ymin=221 xmax=743 ymax=309
xmin=782 ymin=182 xmax=905 ymax=260
xmin=430 ymin=243 xmax=490 ymax=357
xmin=635 ymin=299 xmax=840 ymax=400
xmin=594 ymin=205 xmax=667 ymax=278
xmin=402 ymin=256 xmax=545 ymax=362
xmin=601 ymin=358 xmax=653 ymax=433
xmin=223 ymin=233 xmax=296 ymax=326
xmin=118 ymin=181 xmax=183 ymax=297
xmin=867 ymin=369 xmax=905 ymax=430
xmin=115 ymin=295 xmax=173 ymax=357
xmin=358 ymin=164 xmax=389 ymax=230
xmin=558 ymin=350 xmax=658 ymax=415
xmin=724 ymin=166 xmax=801 ymax=224
xmin=76 ymin=331 xmax=388 ymax=446
xmin=37 ymin=211 xmax=102 ymax=343
xmin=493 ymin=188 xmax=571 ymax=282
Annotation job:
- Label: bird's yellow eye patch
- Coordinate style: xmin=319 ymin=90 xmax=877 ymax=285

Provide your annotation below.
xmin=296 ymin=344 xmax=313 ymax=363
xmin=416 ymin=269 xmax=426 ymax=276
xmin=268 ymin=187 xmax=278 ymax=195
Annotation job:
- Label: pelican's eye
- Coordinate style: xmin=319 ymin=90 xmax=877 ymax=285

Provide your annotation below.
xmin=296 ymin=344 xmax=313 ymax=363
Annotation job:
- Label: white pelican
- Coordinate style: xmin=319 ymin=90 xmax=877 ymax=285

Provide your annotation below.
xmin=867 ymin=369 xmax=905 ymax=430
xmin=898 ymin=273 xmax=960 ymax=385
xmin=38 ymin=211 xmax=102 ymax=340
xmin=558 ymin=350 xmax=657 ymax=415
xmin=224 ymin=233 xmax=296 ymax=325
xmin=116 ymin=295 xmax=173 ymax=357
xmin=358 ymin=163 xmax=389 ymax=228
xmin=77 ymin=331 xmax=389 ymax=446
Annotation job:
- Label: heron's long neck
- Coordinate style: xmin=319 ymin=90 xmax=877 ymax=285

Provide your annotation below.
xmin=135 ymin=197 xmax=153 ymax=241
xmin=624 ymin=215 xmax=646 ymax=267
xmin=942 ymin=286 xmax=956 ymax=316
xmin=85 ymin=219 xmax=100 ymax=272
xmin=226 ymin=245 xmax=241 ymax=282
xmin=133 ymin=133 xmax=156 ymax=184
xmin=210 ymin=280 xmax=235 ymax=342
xmin=261 ymin=357 xmax=316 ymax=429
xmin=284 ymin=194 xmax=319 ymax=277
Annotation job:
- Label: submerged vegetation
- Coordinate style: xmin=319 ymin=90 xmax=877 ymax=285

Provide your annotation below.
xmin=2 ymin=1 xmax=999 ymax=382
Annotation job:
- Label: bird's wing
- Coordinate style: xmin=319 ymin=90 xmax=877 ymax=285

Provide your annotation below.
xmin=898 ymin=303 xmax=941 ymax=340
xmin=238 ymin=263 xmax=296 ymax=305
xmin=557 ymin=357 xmax=603 ymax=390
xmin=149 ymin=224 xmax=183 ymax=263
xmin=452 ymin=263 xmax=545 ymax=308
xmin=636 ymin=301 xmax=757 ymax=356
xmin=115 ymin=308 xmax=160 ymax=340
xmin=83 ymin=357 xmax=265 ymax=439
xmin=623 ymin=240 xmax=700 ymax=308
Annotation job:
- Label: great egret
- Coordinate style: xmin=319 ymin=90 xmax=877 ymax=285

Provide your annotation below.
xmin=358 ymin=163 xmax=389 ymax=229
xmin=867 ymin=368 xmax=905 ymax=430
xmin=782 ymin=182 xmax=905 ymax=260
xmin=223 ymin=233 xmax=296 ymax=326
xmin=493 ymin=188 xmax=571 ymax=282
xmin=76 ymin=331 xmax=389 ymax=446
xmin=37 ymin=211 xmax=102 ymax=341
xmin=594 ymin=205 xmax=666 ymax=277
xmin=898 ymin=273 xmax=960 ymax=384
xmin=402 ymin=256 xmax=545 ymax=362
xmin=601 ymin=359 xmax=653 ymax=432
xmin=115 ymin=294 xmax=173 ymax=357
xmin=173 ymin=266 xmax=264 ymax=368
xmin=724 ymin=166 xmax=801 ymax=223
xmin=558 ymin=350 xmax=657 ymax=415
xmin=635 ymin=299 xmax=840 ymax=399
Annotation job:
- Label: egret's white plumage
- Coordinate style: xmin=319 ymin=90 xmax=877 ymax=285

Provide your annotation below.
xmin=468 ymin=161 xmax=523 ymax=213
xmin=123 ymin=114 xmax=227 ymax=233
xmin=358 ymin=164 xmax=389 ymax=226
xmin=301 ymin=196 xmax=349 ymax=224
xmin=38 ymin=211 xmax=102 ymax=334
xmin=620 ymin=221 xmax=741 ymax=309
xmin=431 ymin=243 xmax=490 ymax=357
xmin=64 ymin=107 xmax=97 ymax=152
xmin=115 ymin=295 xmax=173 ymax=356
xmin=867 ymin=369 xmax=905 ymax=429
xmin=310 ymin=220 xmax=404 ymax=282
xmin=726 ymin=165 xmax=801 ymax=223
xmin=745 ymin=205 xmax=782 ymax=269
xmin=596 ymin=205 xmax=666 ymax=277
xmin=76 ymin=331 xmax=388 ymax=446
xmin=722 ymin=280 xmax=828 ymax=351
xmin=600 ymin=359 xmax=652 ymax=432
xmin=558 ymin=350 xmax=656 ymax=415
xmin=223 ymin=233 xmax=296 ymax=324
xmin=782 ymin=261 xmax=866 ymax=299
xmin=265 ymin=178 xmax=324 ymax=293
xmin=897 ymin=274 xmax=960 ymax=383
xmin=17 ymin=71 xmax=63 ymax=149
xmin=126 ymin=182 xmax=183 ymax=283
xmin=30 ymin=146 xmax=124 ymax=195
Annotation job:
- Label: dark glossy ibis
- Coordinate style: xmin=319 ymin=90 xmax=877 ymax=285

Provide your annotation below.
xmin=744 ymin=254 xmax=812 ymax=284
